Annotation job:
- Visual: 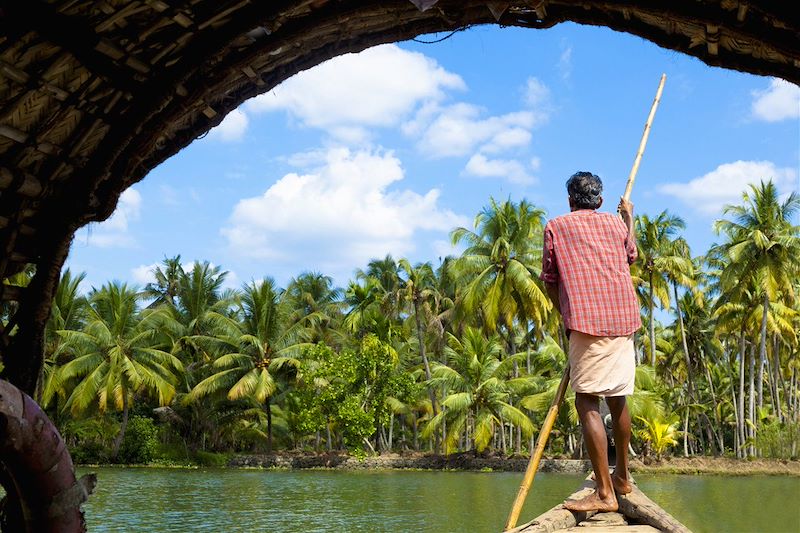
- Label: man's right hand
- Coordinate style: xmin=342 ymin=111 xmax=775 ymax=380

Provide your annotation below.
xmin=618 ymin=197 xmax=634 ymax=222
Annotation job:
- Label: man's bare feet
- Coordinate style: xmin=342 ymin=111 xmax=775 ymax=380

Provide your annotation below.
xmin=563 ymin=490 xmax=618 ymax=512
xmin=611 ymin=472 xmax=633 ymax=495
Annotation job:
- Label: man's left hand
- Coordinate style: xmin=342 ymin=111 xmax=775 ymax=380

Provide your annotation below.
xmin=618 ymin=197 xmax=634 ymax=221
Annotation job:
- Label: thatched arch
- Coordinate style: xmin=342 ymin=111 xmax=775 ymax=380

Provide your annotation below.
xmin=0 ymin=0 xmax=798 ymax=393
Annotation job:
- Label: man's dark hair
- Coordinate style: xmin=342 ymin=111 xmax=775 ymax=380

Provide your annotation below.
xmin=566 ymin=171 xmax=603 ymax=209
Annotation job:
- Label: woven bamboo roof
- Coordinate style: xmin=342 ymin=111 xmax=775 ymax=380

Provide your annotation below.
xmin=0 ymin=0 xmax=798 ymax=392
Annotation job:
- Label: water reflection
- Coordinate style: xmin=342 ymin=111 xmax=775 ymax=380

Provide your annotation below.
xmin=79 ymin=467 xmax=799 ymax=533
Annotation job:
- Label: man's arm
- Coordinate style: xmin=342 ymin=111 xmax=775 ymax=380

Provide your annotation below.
xmin=545 ymin=281 xmax=561 ymax=316
xmin=541 ymin=223 xmax=561 ymax=315
xmin=618 ymin=197 xmax=637 ymax=263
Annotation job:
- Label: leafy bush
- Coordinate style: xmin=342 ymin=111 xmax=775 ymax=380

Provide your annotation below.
xmin=118 ymin=416 xmax=160 ymax=464
xmin=636 ymin=415 xmax=680 ymax=459
xmin=61 ymin=417 xmax=116 ymax=464
xmin=756 ymin=420 xmax=800 ymax=460
xmin=192 ymin=450 xmax=230 ymax=467
xmin=70 ymin=441 xmax=108 ymax=464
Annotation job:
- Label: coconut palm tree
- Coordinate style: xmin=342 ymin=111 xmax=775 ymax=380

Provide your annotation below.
xmin=57 ymin=282 xmax=183 ymax=459
xmin=425 ymin=327 xmax=534 ymax=453
xmin=143 ymin=255 xmax=184 ymax=307
xmin=188 ymin=279 xmax=306 ymax=452
xmin=714 ymin=181 xmax=800 ymax=451
xmin=357 ymin=255 xmax=402 ymax=320
xmin=635 ymin=211 xmax=687 ymax=367
xmin=450 ymin=198 xmax=549 ymax=349
xmin=284 ymin=271 xmax=342 ymax=346
xmin=40 ymin=269 xmax=88 ymax=408
xmin=398 ymin=259 xmax=438 ymax=413
xmin=343 ymin=277 xmax=385 ymax=337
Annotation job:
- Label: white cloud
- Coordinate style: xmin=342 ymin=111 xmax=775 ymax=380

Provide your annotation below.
xmin=209 ymin=109 xmax=249 ymax=141
xmin=558 ymin=45 xmax=572 ymax=81
xmin=751 ymin=79 xmax=800 ymax=122
xmin=480 ymin=128 xmax=532 ymax=154
xmin=132 ymin=263 xmax=157 ymax=285
xmin=658 ymin=160 xmax=798 ymax=215
xmin=246 ymin=44 xmax=464 ymax=140
xmin=80 ymin=188 xmax=142 ymax=248
xmin=524 ymin=77 xmax=551 ymax=109
xmin=463 ymin=153 xmax=535 ymax=185
xmin=414 ymin=103 xmax=536 ymax=158
xmin=221 ymin=148 xmax=466 ymax=277
xmin=409 ymin=77 xmax=551 ymax=160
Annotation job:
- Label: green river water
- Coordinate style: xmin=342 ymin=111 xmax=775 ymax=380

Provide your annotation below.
xmin=78 ymin=467 xmax=799 ymax=533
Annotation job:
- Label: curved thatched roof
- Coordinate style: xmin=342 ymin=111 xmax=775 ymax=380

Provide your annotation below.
xmin=0 ymin=0 xmax=798 ymax=392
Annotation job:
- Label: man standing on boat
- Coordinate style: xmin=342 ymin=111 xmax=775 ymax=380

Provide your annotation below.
xmin=541 ymin=171 xmax=639 ymax=512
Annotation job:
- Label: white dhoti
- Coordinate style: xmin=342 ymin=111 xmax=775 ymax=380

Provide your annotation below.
xmin=568 ymin=331 xmax=635 ymax=397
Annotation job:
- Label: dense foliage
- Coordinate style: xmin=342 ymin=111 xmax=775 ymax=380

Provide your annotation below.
xmin=7 ymin=180 xmax=798 ymax=463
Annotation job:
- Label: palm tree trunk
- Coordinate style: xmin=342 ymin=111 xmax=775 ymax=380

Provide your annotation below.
xmin=731 ymin=384 xmax=740 ymax=457
xmin=505 ymin=321 xmax=522 ymax=454
xmin=673 ymin=284 xmax=715 ymax=454
xmin=772 ymin=333 xmax=783 ymax=423
xmin=112 ymin=391 xmax=130 ymax=460
xmin=648 ymin=272 xmax=656 ymax=367
xmin=748 ymin=344 xmax=756 ymax=457
xmin=266 ymin=397 xmax=273 ymax=454
xmin=787 ymin=367 xmax=794 ymax=420
xmin=757 ymin=293 xmax=769 ymax=416
xmin=682 ymin=407 xmax=689 ymax=457
xmin=526 ymin=320 xmax=531 ymax=374
xmin=701 ymin=349 xmax=724 ymax=452
xmin=737 ymin=332 xmax=746 ymax=456
xmin=414 ymin=299 xmax=438 ymax=415
xmin=674 ymin=284 xmax=696 ymax=398
xmin=765 ymin=353 xmax=778 ymax=421
xmin=34 ymin=363 xmax=45 ymax=404
xmin=441 ymin=386 xmax=447 ymax=453
xmin=326 ymin=420 xmax=332 ymax=451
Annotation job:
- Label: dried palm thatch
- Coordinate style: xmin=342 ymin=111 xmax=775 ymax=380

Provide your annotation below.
xmin=0 ymin=0 xmax=797 ymax=393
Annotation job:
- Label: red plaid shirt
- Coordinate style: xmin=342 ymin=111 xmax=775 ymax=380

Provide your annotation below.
xmin=541 ymin=209 xmax=641 ymax=337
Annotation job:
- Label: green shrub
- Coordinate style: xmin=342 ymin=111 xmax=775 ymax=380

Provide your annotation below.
xmin=154 ymin=442 xmax=191 ymax=464
xmin=70 ymin=441 xmax=108 ymax=464
xmin=118 ymin=416 xmax=160 ymax=464
xmin=756 ymin=420 xmax=800 ymax=460
xmin=192 ymin=450 xmax=230 ymax=467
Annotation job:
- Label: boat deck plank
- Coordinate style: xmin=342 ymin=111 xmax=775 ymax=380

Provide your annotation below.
xmin=509 ymin=477 xmax=691 ymax=533
xmin=560 ymin=512 xmax=660 ymax=531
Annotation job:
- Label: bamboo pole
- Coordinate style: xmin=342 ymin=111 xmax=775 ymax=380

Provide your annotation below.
xmin=504 ymin=73 xmax=667 ymax=532
xmin=622 ymin=73 xmax=666 ymax=202
xmin=504 ymin=367 xmax=570 ymax=530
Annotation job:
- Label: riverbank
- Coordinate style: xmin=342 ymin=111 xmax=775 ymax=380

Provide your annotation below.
xmin=629 ymin=455 xmax=800 ymax=476
xmin=226 ymin=452 xmax=800 ymax=476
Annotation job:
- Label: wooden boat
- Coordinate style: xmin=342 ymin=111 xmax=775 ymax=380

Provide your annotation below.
xmin=507 ymin=476 xmax=692 ymax=533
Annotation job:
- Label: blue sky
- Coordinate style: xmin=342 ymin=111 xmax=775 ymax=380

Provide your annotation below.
xmin=66 ymin=23 xmax=800 ymax=292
